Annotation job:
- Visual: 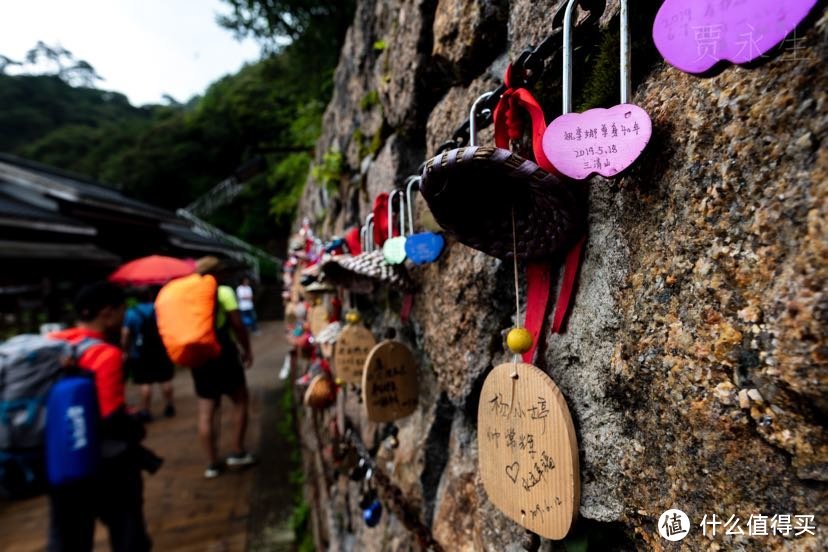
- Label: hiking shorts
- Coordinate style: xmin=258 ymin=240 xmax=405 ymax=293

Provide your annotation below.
xmin=189 ymin=340 xmax=246 ymax=401
xmin=126 ymin=357 xmax=174 ymax=385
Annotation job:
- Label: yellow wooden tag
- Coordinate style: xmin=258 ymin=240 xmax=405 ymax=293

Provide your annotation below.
xmin=309 ymin=305 xmax=330 ymax=337
xmin=477 ymin=362 xmax=579 ymax=540
xmin=333 ymin=324 xmax=376 ymax=384
xmin=362 ymin=340 xmax=418 ymax=422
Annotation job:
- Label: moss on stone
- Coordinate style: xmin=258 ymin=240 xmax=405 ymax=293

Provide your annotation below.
xmin=576 ymin=25 xmax=620 ymax=112
xmin=360 ymin=90 xmax=380 ymax=111
xmin=310 ymin=148 xmax=344 ymax=193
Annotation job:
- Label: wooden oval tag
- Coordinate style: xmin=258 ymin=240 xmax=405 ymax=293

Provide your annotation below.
xmin=309 ymin=305 xmax=330 ymax=337
xmin=304 ymin=374 xmax=336 ymax=409
xmin=477 ymin=362 xmax=579 ymax=540
xmin=333 ymin=324 xmax=376 ymax=384
xmin=362 ymin=340 xmax=418 ymax=422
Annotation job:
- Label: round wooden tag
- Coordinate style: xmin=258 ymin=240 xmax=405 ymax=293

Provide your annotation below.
xmin=361 ymin=340 xmax=418 ymax=422
xmin=333 ymin=324 xmax=376 ymax=384
xmin=304 ymin=374 xmax=336 ymax=409
xmin=309 ymin=305 xmax=330 ymax=337
xmin=477 ymin=362 xmax=579 ymax=540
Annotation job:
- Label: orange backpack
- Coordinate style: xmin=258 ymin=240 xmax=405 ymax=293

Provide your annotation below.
xmin=155 ymin=274 xmax=221 ymax=368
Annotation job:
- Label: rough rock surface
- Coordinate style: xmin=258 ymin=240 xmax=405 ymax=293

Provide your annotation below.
xmin=295 ymin=1 xmax=827 ymax=550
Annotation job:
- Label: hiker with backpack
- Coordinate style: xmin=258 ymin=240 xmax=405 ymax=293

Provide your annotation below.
xmin=155 ymin=256 xmax=256 ymax=478
xmin=45 ymin=282 xmax=155 ymax=551
xmin=122 ymin=287 xmax=176 ymax=422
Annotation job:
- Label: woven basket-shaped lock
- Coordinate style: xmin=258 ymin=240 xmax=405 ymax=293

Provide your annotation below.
xmin=420 ymin=145 xmax=584 ymax=261
xmin=321 ymin=251 xmax=413 ymax=292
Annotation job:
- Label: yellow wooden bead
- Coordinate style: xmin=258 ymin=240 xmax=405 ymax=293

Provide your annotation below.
xmin=506 ymin=328 xmax=533 ymax=354
xmin=345 ymin=311 xmax=361 ymax=324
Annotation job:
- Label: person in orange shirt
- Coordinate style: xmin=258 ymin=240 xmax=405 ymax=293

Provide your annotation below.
xmin=48 ymin=282 xmax=153 ymax=552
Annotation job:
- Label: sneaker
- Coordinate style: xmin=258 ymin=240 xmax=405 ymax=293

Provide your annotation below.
xmin=226 ymin=452 xmax=257 ymax=468
xmin=204 ymin=463 xmax=223 ymax=479
xmin=136 ymin=409 xmax=153 ymax=424
xmin=163 ymin=404 xmax=176 ymax=418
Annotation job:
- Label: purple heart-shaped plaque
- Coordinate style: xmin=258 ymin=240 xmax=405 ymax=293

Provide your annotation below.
xmin=542 ymin=104 xmax=652 ymax=180
xmin=653 ymin=0 xmax=819 ymax=74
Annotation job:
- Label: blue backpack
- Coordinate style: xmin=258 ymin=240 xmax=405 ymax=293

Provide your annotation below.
xmin=0 ymin=335 xmax=100 ymax=498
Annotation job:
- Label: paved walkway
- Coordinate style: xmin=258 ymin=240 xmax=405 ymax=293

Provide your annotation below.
xmin=0 ymin=321 xmax=293 ymax=552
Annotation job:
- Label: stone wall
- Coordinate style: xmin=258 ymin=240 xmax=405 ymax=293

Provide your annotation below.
xmin=295 ymin=1 xmax=827 ymax=550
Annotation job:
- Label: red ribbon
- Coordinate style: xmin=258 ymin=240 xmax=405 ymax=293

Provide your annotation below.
xmin=492 ymin=64 xmax=557 ymax=174
xmin=551 ymin=236 xmax=586 ymax=333
xmin=522 ymin=262 xmax=553 ymax=362
xmin=492 ymin=65 xmax=585 ymax=363
xmin=400 ymin=293 xmax=414 ymax=324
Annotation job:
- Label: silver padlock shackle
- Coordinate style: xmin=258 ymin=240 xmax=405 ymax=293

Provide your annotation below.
xmin=562 ymin=0 xmax=630 ymax=114
xmin=387 ymin=189 xmax=402 ymax=241
xmin=363 ymin=213 xmax=374 ymax=252
xmin=398 ymin=189 xmax=406 ymax=237
xmin=469 ymin=91 xmax=495 ymax=147
xmin=404 ymin=175 xmax=421 ymax=236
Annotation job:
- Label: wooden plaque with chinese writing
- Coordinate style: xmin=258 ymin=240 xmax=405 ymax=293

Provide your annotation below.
xmin=333 ymin=324 xmax=376 ymax=384
xmin=361 ymin=340 xmax=418 ymax=422
xmin=309 ymin=305 xmax=330 ymax=337
xmin=477 ymin=362 xmax=579 ymax=540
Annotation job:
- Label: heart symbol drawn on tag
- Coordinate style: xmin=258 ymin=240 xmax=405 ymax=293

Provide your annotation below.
xmin=383 ymin=236 xmax=407 ymax=265
xmin=404 ymin=232 xmax=444 ymax=265
xmin=505 ymin=462 xmax=520 ymax=483
xmin=543 ymin=104 xmax=652 ymax=180
xmin=652 ymin=0 xmax=818 ymax=74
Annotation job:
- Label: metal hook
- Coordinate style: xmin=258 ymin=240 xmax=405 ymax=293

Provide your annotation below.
xmin=365 ymin=213 xmax=374 ymax=252
xmin=360 ymin=225 xmax=367 ymax=252
xmin=469 ymin=91 xmax=495 ymax=147
xmin=562 ymin=0 xmax=578 ymax=115
xmin=388 ymin=190 xmax=401 ymax=240
xmin=563 ymin=0 xmax=630 ymax=113
xmin=398 ymin=189 xmax=406 ymax=237
xmin=620 ymin=0 xmax=630 ymax=104
xmin=405 ymin=176 xmax=420 ymax=236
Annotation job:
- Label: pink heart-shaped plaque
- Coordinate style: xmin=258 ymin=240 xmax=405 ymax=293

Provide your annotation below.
xmin=653 ymin=0 xmax=819 ymax=74
xmin=542 ymin=104 xmax=652 ymax=180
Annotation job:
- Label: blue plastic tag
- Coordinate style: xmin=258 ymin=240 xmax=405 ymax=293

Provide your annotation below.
xmin=404 ymin=233 xmax=444 ymax=264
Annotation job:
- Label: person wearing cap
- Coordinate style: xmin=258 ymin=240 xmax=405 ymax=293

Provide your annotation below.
xmin=192 ymin=257 xmax=256 ymax=478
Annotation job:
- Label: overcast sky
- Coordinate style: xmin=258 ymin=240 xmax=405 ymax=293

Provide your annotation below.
xmin=0 ymin=0 xmax=263 ymax=105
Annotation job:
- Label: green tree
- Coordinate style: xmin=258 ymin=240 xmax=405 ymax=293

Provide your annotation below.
xmin=217 ymin=0 xmax=355 ymax=53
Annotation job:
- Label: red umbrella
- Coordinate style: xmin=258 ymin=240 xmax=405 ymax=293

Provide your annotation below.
xmin=109 ymin=255 xmax=196 ymax=286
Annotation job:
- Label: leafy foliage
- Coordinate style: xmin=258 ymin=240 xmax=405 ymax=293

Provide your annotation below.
xmin=217 ymin=0 xmax=355 ymax=54
xmin=310 ymin=149 xmax=344 ymax=193
xmin=0 ymin=0 xmax=354 ymax=252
